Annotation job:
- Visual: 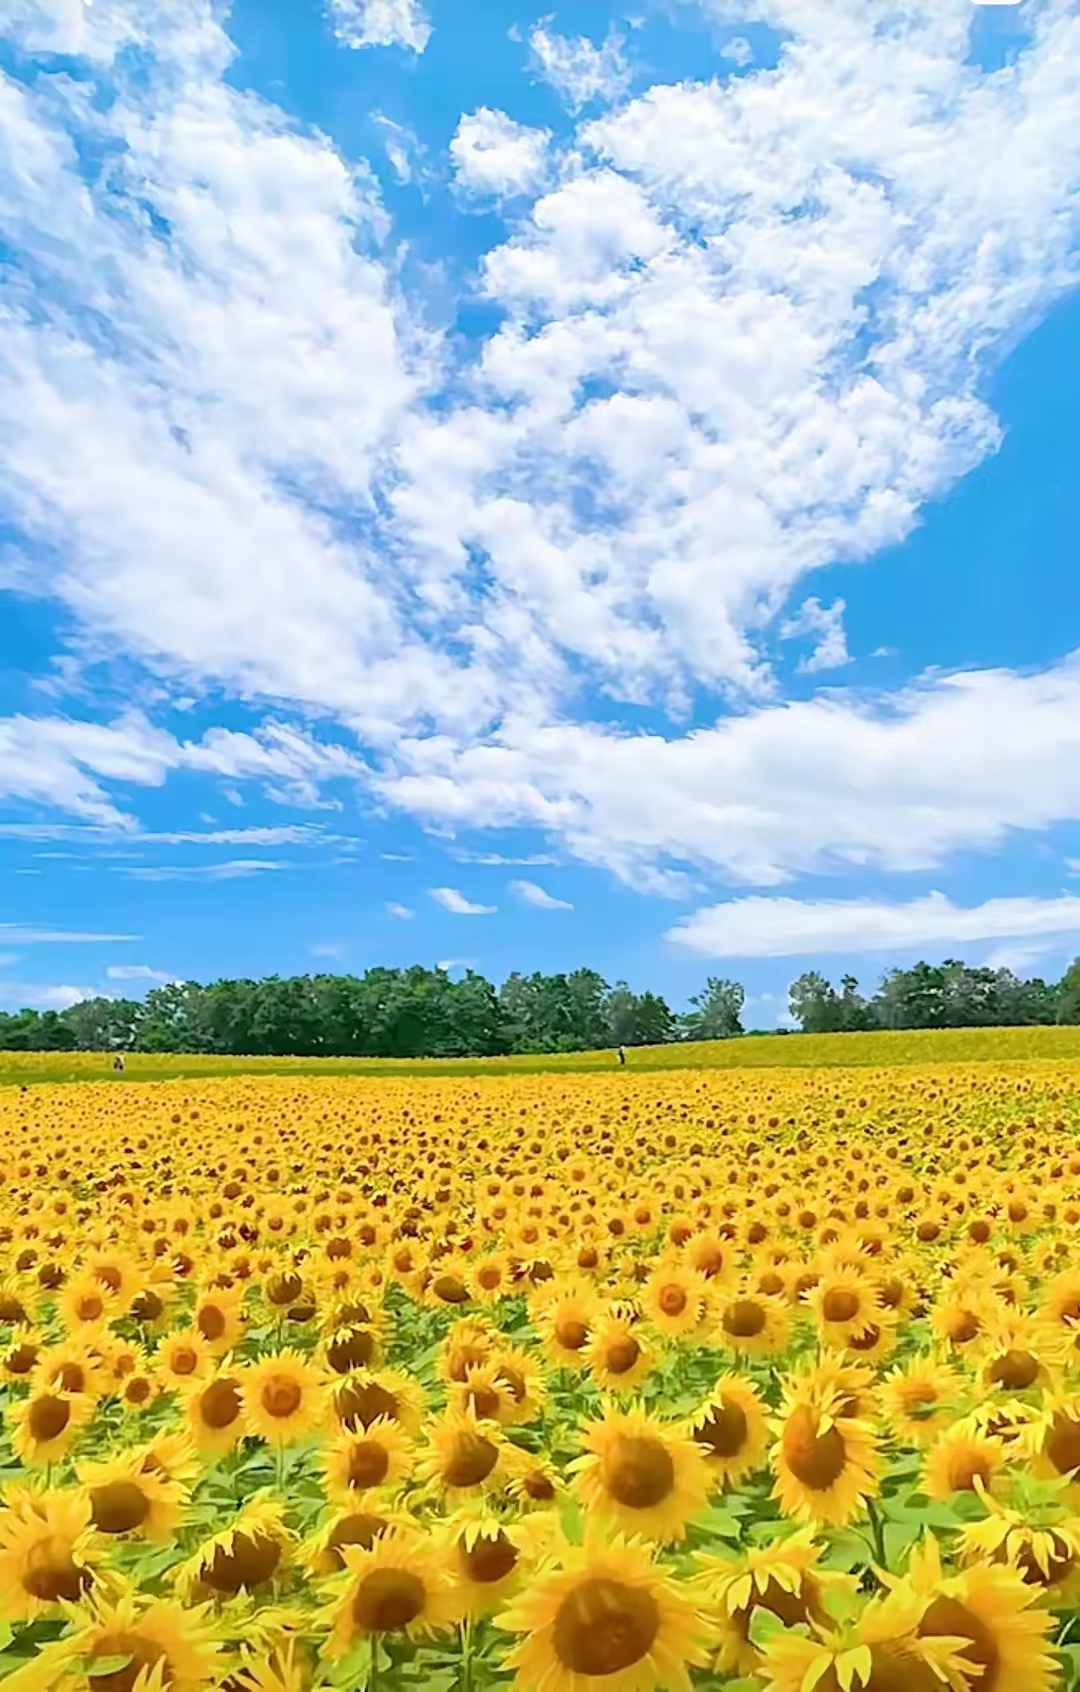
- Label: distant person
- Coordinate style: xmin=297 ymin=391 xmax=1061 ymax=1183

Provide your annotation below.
xmin=617 ymin=1045 xmax=626 ymax=1067
xmin=112 ymin=1054 xmax=125 ymax=1073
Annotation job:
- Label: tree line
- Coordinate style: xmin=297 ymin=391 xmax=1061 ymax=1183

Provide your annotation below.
xmin=4 ymin=955 xmax=1080 ymax=1057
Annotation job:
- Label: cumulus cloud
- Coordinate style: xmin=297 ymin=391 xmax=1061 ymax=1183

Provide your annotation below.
xmin=450 ymin=109 xmax=550 ymax=201
xmin=780 ymin=597 xmax=851 ymax=674
xmin=510 ymin=878 xmax=573 ymax=910
xmin=429 ymin=886 xmax=496 ymax=915
xmin=326 ymin=0 xmax=431 ymax=52
xmin=528 ymin=23 xmax=632 ymax=110
xmin=666 ymin=891 xmax=1080 ymax=959
xmin=0 ymin=980 xmax=96 ymax=1010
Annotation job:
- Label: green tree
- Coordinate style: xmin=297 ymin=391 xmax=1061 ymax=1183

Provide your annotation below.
xmin=680 ymin=977 xmax=744 ymax=1040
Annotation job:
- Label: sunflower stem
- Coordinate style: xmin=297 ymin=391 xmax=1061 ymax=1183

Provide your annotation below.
xmin=865 ymin=1497 xmax=888 ymax=1569
xmin=275 ymin=1439 xmax=287 ymax=1497
xmin=370 ymin=1634 xmax=381 ymax=1692
xmin=460 ymin=1618 xmax=473 ymax=1692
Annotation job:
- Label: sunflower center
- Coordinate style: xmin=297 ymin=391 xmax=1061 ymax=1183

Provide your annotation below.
xmin=197 ymin=1305 xmax=227 ymax=1341
xmin=55 ymin=1363 xmax=86 ymax=1393
xmin=131 ymin=1290 xmax=164 ymax=1323
xmin=87 ymin=1634 xmax=161 ymax=1692
xmin=947 ymin=1312 xmax=981 ymax=1344
xmin=477 ymin=1266 xmax=502 ymax=1289
xmin=338 ymin=1380 xmax=398 ymax=1429
xmin=696 ymin=1399 xmax=749 ymax=1458
xmin=171 ymin=1346 xmax=199 ymax=1376
xmin=555 ymin=1317 xmax=589 ymax=1352
xmin=204 ymin=1529 xmax=282 ymax=1594
xmin=498 ymin=1367 xmax=526 ymax=1404
xmin=352 ymin=1568 xmax=426 ymax=1633
xmin=267 ymin=1273 xmax=303 ymax=1307
xmin=946 ymin=1452 xmax=992 ymax=1493
xmin=723 ymin=1300 xmax=766 ymax=1339
xmin=782 ymin=1405 xmax=848 ymax=1492
xmin=76 ymin=1294 xmax=104 ymax=1323
xmin=605 ymin=1337 xmax=642 ymax=1375
xmin=444 ymin=1432 xmax=498 ymax=1488
xmin=460 ymin=1530 xmax=518 ymax=1584
xmin=261 ymin=1376 xmax=303 ymax=1419
xmin=466 ymin=1383 xmax=501 ymax=1420
xmin=552 ymin=1577 xmax=660 ymax=1676
xmin=758 ymin=1574 xmax=815 ymax=1627
xmin=327 ymin=1512 xmax=387 ymax=1565
xmin=126 ymin=1378 xmax=152 ymax=1404
xmin=327 ymin=1329 xmax=376 ymax=1374
xmin=1016 ymin=1535 xmax=1075 ymax=1587
xmin=658 ymin=1285 xmax=687 ymax=1317
xmin=432 ymin=1275 xmax=469 ymax=1305
xmin=7 ymin=1343 xmax=37 ymax=1375
xmin=348 ymin=1441 xmax=391 ymax=1489
xmin=524 ymin=1469 xmax=556 ymax=1501
xmin=23 ymin=1538 xmax=91 ymax=1603
xmin=1046 ymin=1411 xmax=1080 ymax=1477
xmin=988 ymin=1349 xmax=1039 ymax=1390
xmin=90 ymin=1481 xmax=151 ymax=1534
xmin=822 ymin=1289 xmax=860 ymax=1323
xmin=920 ymin=1597 xmax=1000 ymax=1692
xmin=200 ymin=1378 xmax=242 ymax=1429
xmin=0 ymin=1294 xmax=27 ymax=1323
xmin=602 ymin=1434 xmax=675 ymax=1509
xmin=28 ymin=1394 xmax=70 ymax=1443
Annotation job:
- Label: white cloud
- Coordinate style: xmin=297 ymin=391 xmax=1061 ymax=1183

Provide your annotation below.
xmin=379 ymin=653 xmax=1080 ymax=888
xmin=982 ymin=941 xmax=1058 ymax=977
xmin=385 ymin=901 xmax=415 ymax=919
xmin=429 ymin=886 xmax=496 ymax=915
xmin=310 ymin=941 xmax=348 ymax=958
xmin=450 ymin=109 xmax=550 ymax=201
xmin=0 ymin=980 xmax=96 ymax=1011
xmin=666 ymin=891 xmax=1080 ymax=959
xmin=510 ymin=878 xmax=573 ymax=910
xmin=0 ymin=923 xmax=138 ymax=944
xmin=528 ymin=23 xmax=632 ymax=110
xmin=721 ymin=36 xmax=754 ymax=67
xmin=105 ymin=963 xmax=174 ymax=983
xmin=327 ymin=0 xmax=431 ymax=52
xmin=780 ymin=597 xmax=851 ymax=674
xmin=120 ymin=859 xmax=286 ymax=881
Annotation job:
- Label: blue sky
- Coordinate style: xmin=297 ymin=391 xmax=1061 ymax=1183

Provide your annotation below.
xmin=2 ymin=0 xmax=1080 ymax=1024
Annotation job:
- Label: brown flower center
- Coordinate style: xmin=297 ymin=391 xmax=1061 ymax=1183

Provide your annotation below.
xmin=337 ymin=1380 xmax=399 ymax=1430
xmin=782 ymin=1404 xmax=848 ymax=1492
xmin=199 ymin=1378 xmax=242 ymax=1430
xmin=327 ymin=1328 xmax=376 ymax=1374
xmin=553 ymin=1577 xmax=660 ymax=1676
xmin=261 ymin=1376 xmax=303 ymax=1419
xmin=822 ymin=1289 xmax=860 ymax=1324
xmin=723 ymin=1300 xmax=766 ymax=1339
xmin=197 ymin=1304 xmax=227 ymax=1342
xmin=87 ymin=1634 xmax=161 ymax=1692
xmin=23 ymin=1538 xmax=91 ymax=1603
xmin=601 ymin=1434 xmax=675 ymax=1509
xmin=90 ymin=1481 xmax=151 ymax=1534
xmin=988 ymin=1349 xmax=1039 ymax=1390
xmin=920 ymin=1597 xmax=1000 ymax=1692
xmin=432 ymin=1275 xmax=469 ymax=1305
xmin=352 ymin=1568 xmax=426 ymax=1633
xmin=1046 ymin=1411 xmax=1080 ymax=1477
xmin=170 ymin=1346 xmax=199 ymax=1376
xmin=203 ymin=1530 xmax=281 ymax=1594
xmin=658 ymin=1285 xmax=687 ymax=1317
xmin=604 ymin=1337 xmax=642 ymax=1376
xmin=555 ymin=1317 xmax=589 ymax=1352
xmin=347 ymin=1441 xmax=391 ymax=1489
xmin=76 ymin=1294 xmax=105 ymax=1323
xmin=28 ymin=1395 xmax=70 ymax=1443
xmin=696 ymin=1399 xmax=749 ymax=1459
xmin=443 ymin=1431 xmax=498 ymax=1488
xmin=460 ymin=1530 xmax=518 ymax=1584
xmin=131 ymin=1290 xmax=164 ymax=1323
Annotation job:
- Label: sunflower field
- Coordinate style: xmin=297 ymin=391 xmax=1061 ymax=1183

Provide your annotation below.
xmin=2 ymin=1063 xmax=1080 ymax=1692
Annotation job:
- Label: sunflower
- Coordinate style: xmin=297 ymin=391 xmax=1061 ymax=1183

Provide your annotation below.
xmin=496 ymin=1530 xmax=714 ymax=1692
xmin=156 ymin=1329 xmax=213 ymax=1390
xmin=905 ymin=1536 xmax=1059 ymax=1692
xmin=181 ymin=1368 xmax=247 ymax=1459
xmin=3 ymin=1587 xmax=221 ymax=1692
xmin=239 ymin=1350 xmax=327 ymax=1447
xmin=1022 ymin=1393 xmax=1080 ymax=1487
xmin=448 ymin=1360 xmax=521 ymax=1425
xmin=490 ymin=1345 xmax=546 ymax=1425
xmin=118 ymin=1367 xmax=160 ymax=1414
xmin=771 ymin=1388 xmax=881 ymax=1528
xmin=446 ymin=1510 xmax=527 ymax=1618
xmin=222 ymin=1641 xmax=309 ymax=1692
xmin=958 ymin=1491 xmax=1080 ymax=1603
xmin=686 ymin=1374 xmax=770 ymax=1489
xmin=682 ymin=1231 xmax=737 ymax=1287
xmin=302 ymin=1504 xmax=404 ymax=1576
xmin=416 ymin=1407 xmax=518 ymax=1505
xmin=332 ymin=1366 xmax=427 ymax=1435
xmin=921 ymin=1425 xmax=1008 ymax=1503
xmin=177 ymin=1495 xmax=291 ymax=1600
xmin=56 ymin=1273 xmax=117 ymax=1334
xmin=640 ymin=1263 xmax=709 ymax=1340
xmin=756 ymin=1594 xmax=972 ymax=1692
xmin=0 ymin=1487 xmax=100 ymax=1621
xmin=807 ymin=1268 xmax=880 ymax=1346
xmin=323 ymin=1416 xmax=415 ymax=1505
xmin=1 ymin=1327 xmax=42 ymax=1385
xmin=135 ymin=1430 xmax=202 ymax=1488
xmin=10 ymin=1388 xmax=91 ymax=1467
xmin=471 ymin=1251 xmax=512 ymax=1304
xmin=535 ymin=1282 xmax=598 ymax=1370
xmin=76 ymin=1451 xmax=187 ymax=1541
xmin=321 ymin=1527 xmax=456 ymax=1656
xmin=714 ymin=1287 xmax=791 ymax=1358
xmin=192 ymin=1283 xmax=245 ymax=1355
xmin=572 ymin=1404 xmax=711 ymax=1543
xmin=976 ymin=1313 xmax=1062 ymax=1397
xmin=698 ymin=1525 xmax=849 ymax=1681
xmin=321 ymin=1324 xmax=383 ymax=1376
xmin=881 ymin=1357 xmax=967 ymax=1446
xmin=584 ymin=1313 xmax=654 ymax=1394
xmin=30 ymin=1339 xmax=109 ymax=1404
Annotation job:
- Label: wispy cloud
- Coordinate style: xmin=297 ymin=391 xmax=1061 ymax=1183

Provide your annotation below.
xmin=667 ymin=892 xmax=1080 ymax=960
xmin=510 ymin=878 xmax=573 ymax=911
xmin=0 ymin=924 xmax=140 ymax=944
xmin=430 ymin=887 xmax=496 ymax=916
xmin=119 ymin=860 xmax=287 ymax=882
xmin=386 ymin=901 xmax=415 ymax=919
xmin=310 ymin=941 xmax=349 ymax=958
xmin=105 ymin=964 xmax=175 ymax=983
xmin=0 ymin=982 xmax=96 ymax=1011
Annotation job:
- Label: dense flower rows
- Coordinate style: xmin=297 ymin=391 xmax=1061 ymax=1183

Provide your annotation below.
xmin=1 ymin=1064 xmax=1079 ymax=1691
